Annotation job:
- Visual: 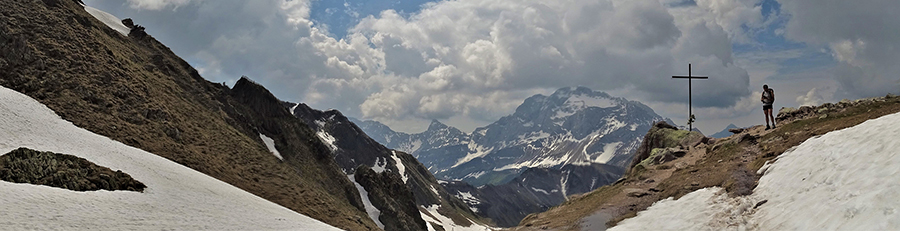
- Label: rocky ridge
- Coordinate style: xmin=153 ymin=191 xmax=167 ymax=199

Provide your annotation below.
xmin=0 ymin=1 xmax=377 ymax=229
xmin=288 ymin=102 xmax=488 ymax=230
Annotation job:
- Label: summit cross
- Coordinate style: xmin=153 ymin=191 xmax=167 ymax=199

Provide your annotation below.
xmin=672 ymin=63 xmax=708 ymax=131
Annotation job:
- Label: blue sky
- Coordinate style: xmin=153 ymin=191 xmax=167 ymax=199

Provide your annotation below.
xmin=310 ymin=0 xmax=437 ymax=39
xmin=84 ymin=0 xmax=900 ymax=134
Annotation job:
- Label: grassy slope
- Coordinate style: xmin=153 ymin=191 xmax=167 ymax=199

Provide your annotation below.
xmin=513 ymin=96 xmax=900 ymax=231
xmin=0 ymin=1 xmax=377 ymax=230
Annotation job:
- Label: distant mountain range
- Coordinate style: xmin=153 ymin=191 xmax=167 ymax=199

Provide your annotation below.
xmin=353 ymin=86 xmax=669 ymax=226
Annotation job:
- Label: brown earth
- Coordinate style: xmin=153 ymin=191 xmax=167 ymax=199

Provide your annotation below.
xmin=0 ymin=1 xmax=378 ymax=230
xmin=511 ymin=94 xmax=900 ymax=231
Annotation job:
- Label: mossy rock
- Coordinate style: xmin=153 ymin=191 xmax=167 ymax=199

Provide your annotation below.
xmin=0 ymin=147 xmax=146 ymax=192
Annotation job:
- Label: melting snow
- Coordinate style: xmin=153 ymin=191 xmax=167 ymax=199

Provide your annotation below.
xmin=84 ymin=6 xmax=129 ymax=36
xmin=0 ymin=86 xmax=338 ymax=230
xmin=290 ymin=103 xmax=300 ymax=115
xmin=420 ymin=205 xmax=492 ymax=231
xmin=390 ymin=151 xmax=408 ymax=183
xmin=531 ymin=187 xmax=551 ymax=195
xmin=316 ymin=130 xmax=338 ymax=152
xmin=612 ymin=111 xmax=900 ymax=230
xmin=593 ymin=142 xmax=622 ymax=163
xmin=371 ymin=157 xmax=387 ymax=173
xmin=348 ymin=175 xmax=384 ymax=229
xmin=452 ymin=144 xmax=493 ymax=168
xmin=463 ymin=171 xmax=486 ymax=179
xmin=258 ymin=133 xmax=283 ymax=160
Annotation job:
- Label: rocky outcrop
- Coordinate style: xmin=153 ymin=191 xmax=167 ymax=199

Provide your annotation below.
xmin=627 ymin=121 xmax=706 ymax=173
xmin=0 ymin=147 xmax=145 ymax=192
xmin=776 ymin=94 xmax=897 ymax=124
xmin=289 ymin=102 xmax=486 ymax=230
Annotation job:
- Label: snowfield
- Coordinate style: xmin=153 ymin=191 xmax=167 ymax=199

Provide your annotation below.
xmin=613 ymin=111 xmax=900 ymax=230
xmin=0 ymin=87 xmax=339 ymax=230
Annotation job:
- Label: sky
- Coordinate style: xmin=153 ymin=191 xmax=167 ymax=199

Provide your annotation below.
xmin=83 ymin=0 xmax=900 ymax=134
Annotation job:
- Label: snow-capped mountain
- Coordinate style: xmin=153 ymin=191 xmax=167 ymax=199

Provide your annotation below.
xmin=354 ymin=86 xmax=668 ymax=226
xmin=356 ymin=87 xmax=666 ymax=186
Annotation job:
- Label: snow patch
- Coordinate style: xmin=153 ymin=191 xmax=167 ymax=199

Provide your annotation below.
xmin=429 ymin=184 xmax=441 ymax=197
xmin=452 ymin=144 xmax=493 ymax=168
xmin=398 ymin=139 xmax=422 ymax=154
xmin=290 ymin=103 xmax=300 ymax=115
xmin=593 ymin=142 xmax=622 ymax=163
xmin=348 ymin=175 xmax=384 ymax=229
xmin=316 ymin=130 xmax=338 ymax=152
xmin=258 ymin=133 xmax=283 ymax=160
xmin=419 ymin=205 xmax=492 ymax=231
xmin=390 ymin=151 xmax=408 ymax=183
xmin=0 ymin=86 xmax=338 ymax=230
xmin=84 ymin=6 xmax=130 ymax=36
xmin=613 ymin=112 xmax=900 ymax=230
xmin=464 ymin=171 xmax=486 ymax=179
xmin=371 ymin=157 xmax=387 ymax=173
xmin=531 ymin=187 xmax=551 ymax=195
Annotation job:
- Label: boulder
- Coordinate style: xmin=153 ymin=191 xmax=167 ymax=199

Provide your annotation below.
xmin=728 ymin=128 xmax=745 ymax=134
xmin=627 ymin=121 xmax=704 ymax=172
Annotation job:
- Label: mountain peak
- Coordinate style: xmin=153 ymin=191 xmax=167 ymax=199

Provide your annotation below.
xmin=550 ymin=86 xmax=611 ymax=99
xmin=427 ymin=119 xmax=448 ymax=130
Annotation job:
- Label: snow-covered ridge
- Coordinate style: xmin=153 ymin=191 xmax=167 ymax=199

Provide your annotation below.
xmin=0 ymin=86 xmax=338 ymax=230
xmin=613 ymin=111 xmax=900 ymax=230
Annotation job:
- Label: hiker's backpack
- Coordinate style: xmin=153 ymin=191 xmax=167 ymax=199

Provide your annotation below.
xmin=766 ymin=88 xmax=775 ymax=103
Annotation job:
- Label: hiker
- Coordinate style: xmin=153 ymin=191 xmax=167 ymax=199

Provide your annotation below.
xmin=761 ymin=84 xmax=775 ymax=130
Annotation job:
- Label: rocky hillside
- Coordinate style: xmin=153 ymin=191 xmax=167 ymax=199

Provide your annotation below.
xmin=512 ymin=94 xmax=900 ymax=230
xmin=0 ymin=1 xmax=374 ymax=229
xmin=288 ymin=102 xmax=489 ymax=230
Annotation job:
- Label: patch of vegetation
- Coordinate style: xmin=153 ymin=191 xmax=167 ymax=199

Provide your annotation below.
xmin=0 ymin=147 xmax=146 ymax=192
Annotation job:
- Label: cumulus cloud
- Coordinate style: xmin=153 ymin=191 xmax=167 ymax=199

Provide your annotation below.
xmin=85 ymin=0 xmax=769 ymax=132
xmin=778 ymin=0 xmax=900 ymax=98
xmin=796 ymin=87 xmax=825 ymax=107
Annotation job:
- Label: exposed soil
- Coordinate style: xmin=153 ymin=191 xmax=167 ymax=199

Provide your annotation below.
xmin=511 ymin=95 xmax=900 ymax=231
xmin=0 ymin=147 xmax=146 ymax=192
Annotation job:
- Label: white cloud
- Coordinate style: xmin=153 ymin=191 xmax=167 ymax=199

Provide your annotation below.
xmin=86 ymin=0 xmax=769 ymax=132
xmin=796 ymin=87 xmax=825 ymax=107
xmin=126 ymin=0 xmax=193 ymax=10
xmin=778 ymin=0 xmax=900 ymax=98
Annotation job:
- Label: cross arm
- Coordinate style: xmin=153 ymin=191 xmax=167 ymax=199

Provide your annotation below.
xmin=672 ymin=76 xmax=708 ymax=79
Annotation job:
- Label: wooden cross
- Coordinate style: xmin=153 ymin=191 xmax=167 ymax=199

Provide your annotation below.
xmin=672 ymin=64 xmax=708 ymax=131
